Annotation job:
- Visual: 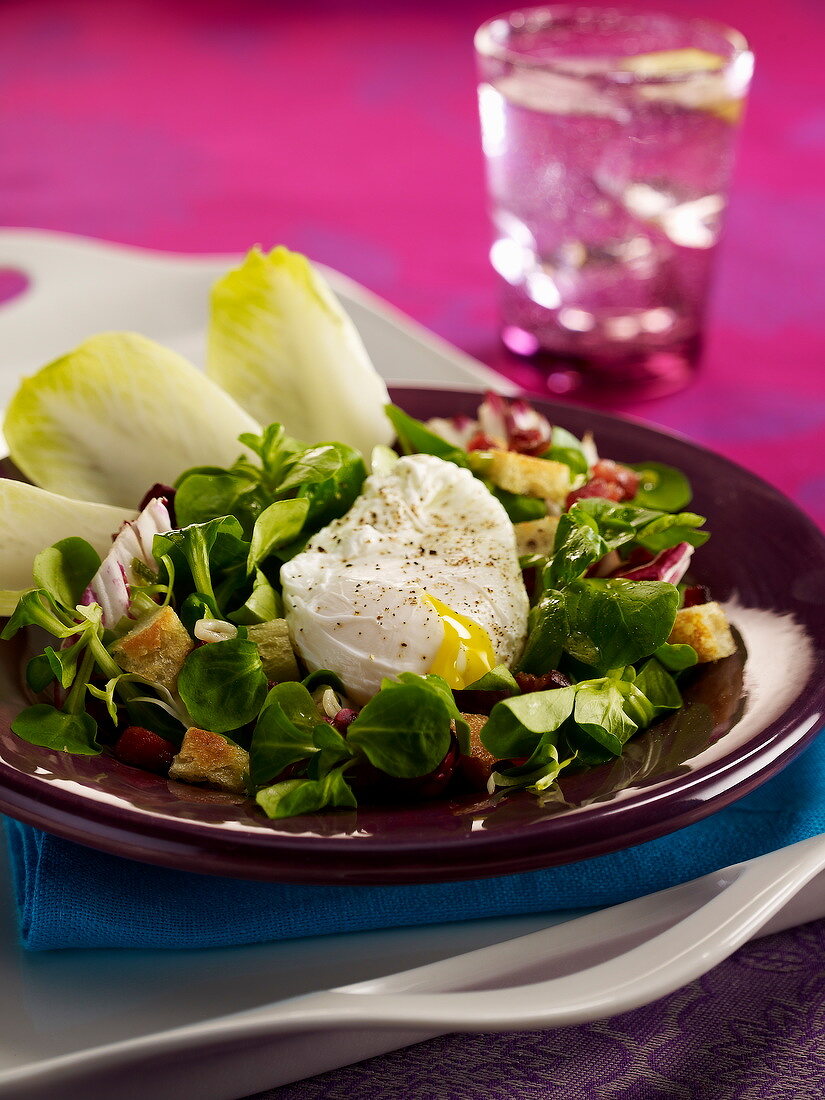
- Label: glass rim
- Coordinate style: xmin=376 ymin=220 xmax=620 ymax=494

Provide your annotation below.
xmin=474 ymin=5 xmax=752 ymax=84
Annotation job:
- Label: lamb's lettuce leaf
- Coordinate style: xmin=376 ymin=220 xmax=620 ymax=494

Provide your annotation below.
xmin=11 ymin=705 xmax=100 ymax=755
xmin=154 ymin=517 xmax=246 ymax=615
xmin=466 ymin=665 xmax=521 ymax=694
xmin=516 ymin=590 xmax=568 ymax=675
xmin=347 ymin=677 xmax=453 ymax=778
xmin=275 ymin=442 xmax=366 ymax=528
xmin=490 ymin=739 xmax=571 ymax=794
xmin=542 ymin=426 xmax=589 ymax=477
xmin=629 ymin=462 xmax=693 ymax=512
xmin=229 ymin=568 xmax=282 ymax=625
xmin=256 ymin=766 xmax=357 ymax=820
xmin=562 ymin=578 xmax=680 ymax=671
xmin=247 ymin=499 xmax=309 ymax=574
xmin=482 ymin=686 xmax=577 ymax=759
xmin=482 ymin=665 xmax=684 ymax=790
xmin=250 ymin=682 xmax=330 ymax=787
xmin=385 ymin=405 xmax=469 ymax=466
xmin=177 ymin=636 xmax=267 ymax=733
xmin=32 ymin=537 xmax=100 ymax=611
xmin=654 ymin=641 xmax=698 ymax=671
xmin=489 ymin=487 xmax=547 ymax=523
xmin=634 ymin=658 xmax=684 ymax=715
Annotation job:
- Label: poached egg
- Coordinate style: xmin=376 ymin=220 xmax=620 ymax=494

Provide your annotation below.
xmin=281 ymin=454 xmax=529 ymax=703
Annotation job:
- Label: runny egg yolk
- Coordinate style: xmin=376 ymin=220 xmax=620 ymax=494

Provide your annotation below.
xmin=423 ymin=594 xmax=496 ymax=689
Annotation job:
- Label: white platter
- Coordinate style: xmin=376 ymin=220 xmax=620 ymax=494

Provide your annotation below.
xmin=0 ymin=228 xmax=515 ymax=411
xmin=0 ymin=231 xmax=822 ymax=1100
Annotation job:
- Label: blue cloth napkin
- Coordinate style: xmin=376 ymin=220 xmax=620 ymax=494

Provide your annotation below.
xmin=5 ymin=732 xmax=824 ymax=951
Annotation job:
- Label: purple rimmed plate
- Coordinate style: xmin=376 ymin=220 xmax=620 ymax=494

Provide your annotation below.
xmin=0 ymin=386 xmax=823 ymax=884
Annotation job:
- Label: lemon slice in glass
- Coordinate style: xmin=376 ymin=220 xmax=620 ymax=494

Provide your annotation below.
xmin=620 ymin=49 xmax=743 ymax=123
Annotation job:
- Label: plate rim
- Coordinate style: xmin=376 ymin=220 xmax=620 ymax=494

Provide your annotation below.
xmin=1 ymin=385 xmax=824 ymax=884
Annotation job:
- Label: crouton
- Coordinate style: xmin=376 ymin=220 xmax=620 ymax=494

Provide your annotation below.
xmin=485 ymin=450 xmax=571 ymax=505
xmin=462 ymin=713 xmax=498 ymax=769
xmin=168 ymin=727 xmax=250 ymax=793
xmin=668 ymin=601 xmax=736 ymax=663
xmin=515 ymin=516 xmax=560 ymax=557
xmin=110 ymin=605 xmax=194 ymax=692
xmin=247 ymin=619 xmax=300 ymax=683
xmin=456 ymin=712 xmax=499 ymax=791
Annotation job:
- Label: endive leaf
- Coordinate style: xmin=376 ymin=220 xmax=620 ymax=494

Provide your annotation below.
xmin=0 ymin=480 xmax=135 ymax=608
xmin=207 ymin=246 xmax=393 ymax=457
xmin=4 ymin=332 xmax=261 ymax=508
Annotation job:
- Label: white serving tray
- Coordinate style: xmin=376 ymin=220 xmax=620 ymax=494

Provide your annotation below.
xmin=0 ymin=231 xmax=822 ymax=1100
xmin=0 ymin=228 xmax=516 ymax=410
xmin=0 ymin=229 xmax=548 ymax=1098
xmin=0 ymin=840 xmax=577 ymax=1100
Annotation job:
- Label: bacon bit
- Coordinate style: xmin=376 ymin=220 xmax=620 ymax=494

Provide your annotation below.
xmin=467 ymin=430 xmax=502 ymax=452
xmin=682 ymin=584 xmax=712 ymax=608
xmin=566 ymin=459 xmax=640 ymax=509
xmin=566 ymin=478 xmax=625 ymax=508
xmin=508 ymin=427 xmax=549 ymax=456
xmin=454 ymin=688 xmax=510 ymax=715
xmin=565 ymin=459 xmax=640 ymax=509
xmin=514 ymin=671 xmax=572 ymax=693
xmin=115 ymin=726 xmax=177 ymax=775
xmin=591 ymin=460 xmax=640 ymax=498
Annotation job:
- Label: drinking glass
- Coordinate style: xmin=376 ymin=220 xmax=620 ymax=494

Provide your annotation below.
xmin=475 ymin=7 xmax=754 ymax=396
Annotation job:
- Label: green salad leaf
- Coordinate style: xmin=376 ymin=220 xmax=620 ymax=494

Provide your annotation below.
xmin=562 ymin=578 xmax=680 ymax=671
xmin=32 ymin=537 xmax=100 ymax=611
xmin=275 ymin=442 xmax=366 ymax=527
xmin=247 ymin=499 xmax=309 ymax=573
xmin=490 ymin=739 xmax=571 ymax=794
xmin=482 ymin=686 xmax=577 ymax=759
xmin=229 ymin=568 xmax=282 ymax=625
xmin=542 ymin=426 xmax=590 ymax=477
xmin=482 ymin=662 xmax=684 ymax=790
xmin=546 ymin=511 xmax=607 ymax=589
xmin=173 ymin=470 xmax=255 ymax=530
xmin=347 ymin=677 xmax=453 ymax=778
xmin=256 ymin=766 xmax=357 ymax=820
xmin=629 ymin=462 xmax=693 ymax=512
xmin=568 ymin=498 xmax=708 ymax=553
xmin=488 ymin=486 xmax=547 ymax=523
xmin=572 ymin=676 xmax=644 ymax=755
xmin=385 ymin=405 xmax=469 ymax=466
xmin=634 ymin=658 xmax=684 ymax=716
xmin=11 ymin=705 xmax=100 ymax=755
xmin=154 ymin=516 xmax=246 ymax=615
xmin=465 ymin=665 xmax=521 ymax=694
xmin=654 ymin=642 xmax=699 ymax=671
xmin=177 ymin=637 xmax=268 ymax=733
xmin=250 ymin=682 xmax=329 ymax=787
xmin=517 ymin=590 xmax=568 ymax=675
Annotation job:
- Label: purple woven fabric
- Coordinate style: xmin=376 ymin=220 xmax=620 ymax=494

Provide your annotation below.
xmin=265 ymin=919 xmax=825 ymax=1099
xmin=1 ymin=0 xmax=824 ymax=1094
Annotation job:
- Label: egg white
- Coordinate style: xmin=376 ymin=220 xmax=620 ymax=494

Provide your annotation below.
xmin=281 ymin=453 xmax=530 ymax=703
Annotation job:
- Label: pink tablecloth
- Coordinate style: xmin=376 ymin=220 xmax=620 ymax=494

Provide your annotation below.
xmin=1 ymin=1 xmax=824 ymax=1096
